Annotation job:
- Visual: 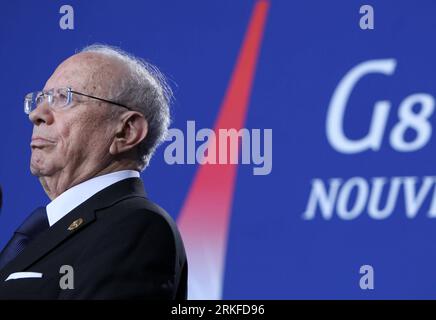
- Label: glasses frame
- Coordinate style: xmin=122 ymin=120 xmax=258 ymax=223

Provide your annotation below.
xmin=24 ymin=87 xmax=133 ymax=114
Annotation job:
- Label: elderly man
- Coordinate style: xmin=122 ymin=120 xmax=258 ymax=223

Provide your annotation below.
xmin=0 ymin=44 xmax=187 ymax=299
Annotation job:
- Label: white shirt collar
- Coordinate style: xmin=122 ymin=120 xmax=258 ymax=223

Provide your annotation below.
xmin=46 ymin=170 xmax=140 ymax=227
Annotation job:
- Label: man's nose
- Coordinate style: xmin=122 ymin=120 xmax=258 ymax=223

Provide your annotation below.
xmin=28 ymin=103 xmax=54 ymax=126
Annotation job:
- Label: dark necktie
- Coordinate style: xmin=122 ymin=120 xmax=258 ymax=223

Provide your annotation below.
xmin=0 ymin=207 xmax=49 ymax=270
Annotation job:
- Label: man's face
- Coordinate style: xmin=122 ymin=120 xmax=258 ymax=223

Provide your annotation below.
xmin=29 ymin=53 xmax=118 ymax=180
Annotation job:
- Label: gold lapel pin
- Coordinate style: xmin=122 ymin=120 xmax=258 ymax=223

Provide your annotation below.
xmin=68 ymin=218 xmax=84 ymax=231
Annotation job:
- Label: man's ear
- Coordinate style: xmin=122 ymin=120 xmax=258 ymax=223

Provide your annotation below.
xmin=109 ymin=112 xmax=148 ymax=155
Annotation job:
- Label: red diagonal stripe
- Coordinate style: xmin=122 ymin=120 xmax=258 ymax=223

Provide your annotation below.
xmin=177 ymin=0 xmax=270 ymax=299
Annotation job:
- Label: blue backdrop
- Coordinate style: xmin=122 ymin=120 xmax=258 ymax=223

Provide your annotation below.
xmin=1 ymin=0 xmax=436 ymax=299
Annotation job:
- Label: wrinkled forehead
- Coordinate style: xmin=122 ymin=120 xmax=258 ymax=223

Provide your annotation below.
xmin=43 ymin=52 xmax=126 ymax=98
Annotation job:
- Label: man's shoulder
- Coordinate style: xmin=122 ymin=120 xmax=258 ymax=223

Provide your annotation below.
xmin=99 ymin=195 xmax=176 ymax=231
xmin=84 ymin=176 xmax=175 ymax=234
xmin=69 ymin=178 xmax=186 ymax=264
xmin=89 ymin=195 xmax=184 ymax=254
xmin=72 ymin=194 xmax=186 ymax=267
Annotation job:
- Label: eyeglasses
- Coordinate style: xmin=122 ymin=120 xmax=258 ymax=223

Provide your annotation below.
xmin=24 ymin=87 xmax=133 ymax=115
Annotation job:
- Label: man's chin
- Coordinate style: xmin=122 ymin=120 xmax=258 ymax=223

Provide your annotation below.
xmin=30 ymin=152 xmax=52 ymax=176
xmin=30 ymin=164 xmax=43 ymax=177
xmin=30 ymin=161 xmax=52 ymax=177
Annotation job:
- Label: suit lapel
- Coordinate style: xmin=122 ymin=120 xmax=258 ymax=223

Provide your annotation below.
xmin=0 ymin=177 xmax=146 ymax=280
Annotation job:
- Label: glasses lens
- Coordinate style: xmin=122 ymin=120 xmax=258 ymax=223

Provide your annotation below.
xmin=24 ymin=93 xmax=34 ymax=114
xmin=35 ymin=92 xmax=46 ymax=106
xmin=24 ymin=92 xmax=45 ymax=114
xmin=52 ymin=88 xmax=70 ymax=108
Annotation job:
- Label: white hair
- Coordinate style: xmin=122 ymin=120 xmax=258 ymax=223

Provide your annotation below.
xmin=80 ymin=44 xmax=172 ymax=169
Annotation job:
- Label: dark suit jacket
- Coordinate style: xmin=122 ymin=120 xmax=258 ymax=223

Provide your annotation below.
xmin=0 ymin=177 xmax=187 ymax=300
